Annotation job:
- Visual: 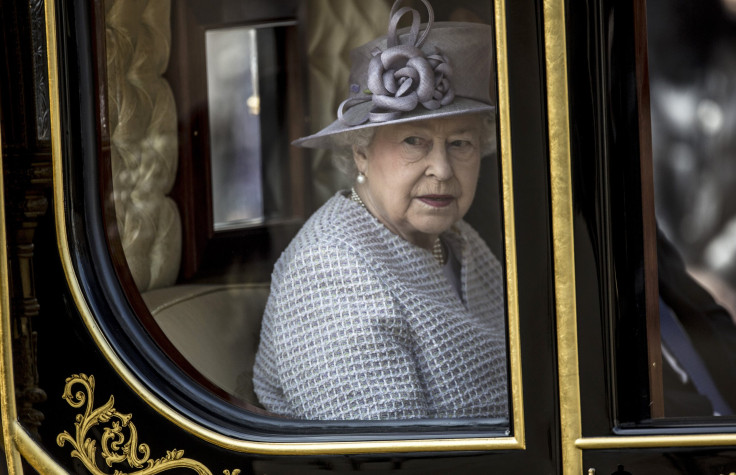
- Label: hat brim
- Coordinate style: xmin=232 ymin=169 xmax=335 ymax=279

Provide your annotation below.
xmin=292 ymin=97 xmax=495 ymax=149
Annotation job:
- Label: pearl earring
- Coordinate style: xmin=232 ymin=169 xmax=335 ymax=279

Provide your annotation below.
xmin=356 ymin=172 xmax=366 ymax=184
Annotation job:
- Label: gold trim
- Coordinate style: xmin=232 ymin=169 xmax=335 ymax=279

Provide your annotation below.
xmin=13 ymin=423 xmax=67 ymax=474
xmin=0 ymin=76 xmax=25 ymax=475
xmin=0 ymin=3 xmax=68 ymax=472
xmin=46 ymin=0 xmax=524 ymax=454
xmin=57 ymin=374 xmax=212 ymax=475
xmin=577 ymin=434 xmax=736 ymax=449
xmin=495 ymin=0 xmax=525 ymax=450
xmin=543 ymin=0 xmax=583 ymax=474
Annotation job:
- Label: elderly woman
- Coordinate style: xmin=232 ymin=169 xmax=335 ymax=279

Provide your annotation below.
xmin=253 ymin=0 xmax=507 ymax=420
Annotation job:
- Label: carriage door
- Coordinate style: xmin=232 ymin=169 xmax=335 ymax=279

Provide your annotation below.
xmin=552 ymin=0 xmax=736 ymax=473
xmin=0 ymin=0 xmax=567 ymax=473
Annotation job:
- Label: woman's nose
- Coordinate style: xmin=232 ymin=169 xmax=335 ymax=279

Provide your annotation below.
xmin=425 ymin=142 xmax=453 ymax=180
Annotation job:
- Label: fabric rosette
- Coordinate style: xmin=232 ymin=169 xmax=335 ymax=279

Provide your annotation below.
xmin=366 ymin=44 xmax=454 ymax=122
xmin=337 ymin=0 xmax=456 ymax=126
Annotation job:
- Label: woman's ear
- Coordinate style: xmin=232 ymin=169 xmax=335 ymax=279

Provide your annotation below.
xmin=352 ymin=144 xmax=368 ymax=174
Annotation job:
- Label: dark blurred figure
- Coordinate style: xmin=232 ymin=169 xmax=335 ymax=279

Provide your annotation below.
xmin=659 ymin=229 xmax=736 ymax=416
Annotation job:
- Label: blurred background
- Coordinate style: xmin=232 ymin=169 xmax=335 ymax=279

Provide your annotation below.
xmin=648 ymin=0 xmax=736 ymax=318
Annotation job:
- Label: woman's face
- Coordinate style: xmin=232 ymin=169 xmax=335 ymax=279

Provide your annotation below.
xmin=353 ymin=115 xmax=483 ymax=250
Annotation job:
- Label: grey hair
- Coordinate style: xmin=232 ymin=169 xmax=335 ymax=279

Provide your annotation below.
xmin=331 ymin=128 xmax=377 ymax=179
xmin=331 ymin=112 xmax=497 ymax=179
xmin=478 ymin=112 xmax=497 ymax=157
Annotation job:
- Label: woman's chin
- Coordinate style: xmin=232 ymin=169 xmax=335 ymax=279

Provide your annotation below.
xmin=410 ymin=206 xmax=462 ymax=233
xmin=412 ymin=218 xmax=457 ymax=238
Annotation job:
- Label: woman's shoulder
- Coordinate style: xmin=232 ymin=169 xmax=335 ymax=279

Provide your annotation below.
xmin=448 ymin=220 xmax=497 ymax=260
xmin=447 ymin=220 xmax=504 ymax=292
xmin=453 ymin=219 xmax=493 ymax=244
xmin=273 ymin=192 xmax=378 ymax=271
xmin=296 ymin=192 xmax=369 ymax=237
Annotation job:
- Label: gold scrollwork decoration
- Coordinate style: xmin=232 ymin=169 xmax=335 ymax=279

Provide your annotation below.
xmin=57 ymin=373 xmax=213 ymax=475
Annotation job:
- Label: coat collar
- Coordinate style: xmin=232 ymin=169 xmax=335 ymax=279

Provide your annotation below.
xmin=331 ymin=192 xmax=473 ymax=312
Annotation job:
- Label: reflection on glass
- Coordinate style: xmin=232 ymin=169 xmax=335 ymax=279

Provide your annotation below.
xmin=648 ymin=0 xmax=736 ymax=417
xmin=206 ymin=27 xmax=265 ymax=230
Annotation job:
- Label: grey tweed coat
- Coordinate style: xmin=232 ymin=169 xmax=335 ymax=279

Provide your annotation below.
xmin=253 ymin=192 xmax=508 ymax=420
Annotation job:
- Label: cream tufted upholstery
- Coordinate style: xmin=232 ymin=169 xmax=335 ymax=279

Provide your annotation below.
xmin=105 ymin=0 xmax=181 ymax=291
xmin=306 ymin=0 xmax=392 ymax=203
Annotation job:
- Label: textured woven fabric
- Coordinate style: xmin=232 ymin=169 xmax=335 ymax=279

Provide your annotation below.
xmin=253 ymin=192 xmax=508 ymax=420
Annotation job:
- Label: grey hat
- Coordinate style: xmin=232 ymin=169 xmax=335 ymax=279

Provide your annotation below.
xmin=293 ymin=0 xmax=496 ymax=149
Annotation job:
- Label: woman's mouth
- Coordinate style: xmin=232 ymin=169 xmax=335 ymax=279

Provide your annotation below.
xmin=417 ymin=195 xmax=454 ymax=208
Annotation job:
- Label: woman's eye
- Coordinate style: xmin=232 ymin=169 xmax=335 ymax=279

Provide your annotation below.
xmin=403 ymin=136 xmax=424 ymax=146
xmin=450 ymin=140 xmax=472 ymax=149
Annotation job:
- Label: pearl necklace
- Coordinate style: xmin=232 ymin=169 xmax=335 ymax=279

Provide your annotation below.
xmin=350 ymin=188 xmax=446 ymax=265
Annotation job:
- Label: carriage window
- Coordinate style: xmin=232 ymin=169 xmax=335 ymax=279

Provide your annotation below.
xmin=102 ymin=0 xmax=516 ymax=428
xmin=206 ymin=26 xmax=266 ymax=230
xmin=647 ymin=0 xmax=736 ymax=418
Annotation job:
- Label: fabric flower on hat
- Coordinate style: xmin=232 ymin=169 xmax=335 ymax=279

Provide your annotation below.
xmin=424 ymin=46 xmax=455 ymax=109
xmin=337 ymin=0 xmax=456 ymax=126
xmin=367 ymin=44 xmax=454 ymax=118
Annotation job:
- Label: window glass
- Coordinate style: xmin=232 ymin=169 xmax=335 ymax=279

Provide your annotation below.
xmin=207 ymin=26 xmax=265 ymax=230
xmin=107 ymin=0 xmax=511 ymax=425
xmin=648 ymin=0 xmax=736 ymax=418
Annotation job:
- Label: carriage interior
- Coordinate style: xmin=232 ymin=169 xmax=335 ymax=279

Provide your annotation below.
xmin=102 ymin=0 xmax=502 ymax=410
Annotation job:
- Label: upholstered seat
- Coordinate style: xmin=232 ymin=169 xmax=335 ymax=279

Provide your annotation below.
xmin=142 ymin=283 xmax=270 ymax=406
